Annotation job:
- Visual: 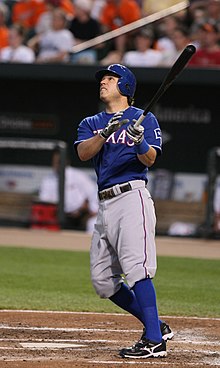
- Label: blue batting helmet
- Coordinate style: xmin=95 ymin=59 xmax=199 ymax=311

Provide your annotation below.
xmin=95 ymin=64 xmax=136 ymax=98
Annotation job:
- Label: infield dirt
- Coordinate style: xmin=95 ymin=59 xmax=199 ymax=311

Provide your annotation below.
xmin=0 ymin=310 xmax=219 ymax=367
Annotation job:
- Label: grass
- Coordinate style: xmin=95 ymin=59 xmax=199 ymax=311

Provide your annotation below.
xmin=0 ymin=246 xmax=219 ymax=317
xmin=155 ymin=257 xmax=220 ymax=316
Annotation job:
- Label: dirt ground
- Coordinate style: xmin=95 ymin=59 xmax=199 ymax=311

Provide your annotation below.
xmin=0 ymin=228 xmax=219 ymax=367
xmin=0 ymin=311 xmax=219 ymax=368
xmin=1 ymin=227 xmax=220 ymax=259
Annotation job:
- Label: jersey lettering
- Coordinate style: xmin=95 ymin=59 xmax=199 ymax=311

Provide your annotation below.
xmin=93 ymin=128 xmax=135 ymax=146
xmin=106 ymin=132 xmax=116 ymax=143
xmin=117 ymin=130 xmax=127 ymax=144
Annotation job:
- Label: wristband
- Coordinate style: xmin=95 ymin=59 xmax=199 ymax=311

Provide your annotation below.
xmin=99 ymin=131 xmax=107 ymax=140
xmin=135 ymin=139 xmax=150 ymax=155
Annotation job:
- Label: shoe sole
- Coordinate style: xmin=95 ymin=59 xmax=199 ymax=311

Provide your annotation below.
xmin=120 ymin=351 xmax=167 ymax=359
xmin=162 ymin=331 xmax=174 ymax=341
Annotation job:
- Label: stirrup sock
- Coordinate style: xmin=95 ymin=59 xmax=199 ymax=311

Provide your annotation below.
xmin=133 ymin=278 xmax=162 ymax=343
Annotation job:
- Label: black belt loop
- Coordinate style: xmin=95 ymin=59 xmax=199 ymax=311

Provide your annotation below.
xmin=98 ymin=182 xmax=132 ymax=201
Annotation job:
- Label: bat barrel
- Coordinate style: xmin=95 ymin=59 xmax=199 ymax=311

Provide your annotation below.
xmin=134 ymin=44 xmax=196 ymax=128
xmin=163 ymin=44 xmax=196 ymax=85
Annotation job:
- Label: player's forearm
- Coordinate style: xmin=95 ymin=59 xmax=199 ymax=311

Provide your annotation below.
xmin=137 ymin=146 xmax=157 ymax=167
xmin=77 ymin=135 xmax=105 ymax=161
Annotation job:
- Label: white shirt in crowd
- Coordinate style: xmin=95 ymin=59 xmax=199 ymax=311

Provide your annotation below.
xmin=214 ymin=183 xmax=220 ymax=214
xmin=122 ymin=49 xmax=163 ymax=67
xmin=37 ymin=29 xmax=74 ymax=61
xmin=0 ymin=45 xmax=35 ymax=63
xmin=39 ymin=166 xmax=98 ymax=215
xmin=35 ymin=11 xmax=53 ymax=34
xmin=90 ymin=0 xmax=106 ymax=20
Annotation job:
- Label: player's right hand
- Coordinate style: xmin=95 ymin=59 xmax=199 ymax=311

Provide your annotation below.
xmin=100 ymin=111 xmax=129 ymax=139
xmin=126 ymin=122 xmax=144 ymax=144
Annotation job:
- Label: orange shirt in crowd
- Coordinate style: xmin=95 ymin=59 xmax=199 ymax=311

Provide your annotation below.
xmin=40 ymin=0 xmax=75 ymax=19
xmin=0 ymin=26 xmax=9 ymax=48
xmin=100 ymin=0 xmax=141 ymax=31
xmin=12 ymin=0 xmax=74 ymax=30
xmin=59 ymin=0 xmax=75 ymax=18
xmin=11 ymin=0 xmax=45 ymax=29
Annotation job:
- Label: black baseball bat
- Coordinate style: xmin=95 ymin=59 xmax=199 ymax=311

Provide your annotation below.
xmin=134 ymin=44 xmax=196 ymax=128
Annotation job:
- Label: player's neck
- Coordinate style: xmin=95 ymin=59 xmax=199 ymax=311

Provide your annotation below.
xmin=105 ymin=100 xmax=129 ymax=114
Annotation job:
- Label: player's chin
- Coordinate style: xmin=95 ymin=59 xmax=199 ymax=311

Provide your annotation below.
xmin=100 ymin=93 xmax=109 ymax=103
xmin=100 ymin=89 xmax=106 ymax=96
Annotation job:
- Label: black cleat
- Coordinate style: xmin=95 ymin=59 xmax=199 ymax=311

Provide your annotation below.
xmin=140 ymin=321 xmax=174 ymax=342
xmin=160 ymin=321 xmax=174 ymax=341
xmin=119 ymin=338 xmax=167 ymax=359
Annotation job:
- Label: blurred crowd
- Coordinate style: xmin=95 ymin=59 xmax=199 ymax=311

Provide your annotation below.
xmin=0 ymin=0 xmax=220 ymax=67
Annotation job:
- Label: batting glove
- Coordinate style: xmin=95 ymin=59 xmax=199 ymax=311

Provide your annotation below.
xmin=100 ymin=111 xmax=129 ymax=139
xmin=126 ymin=123 xmax=144 ymax=144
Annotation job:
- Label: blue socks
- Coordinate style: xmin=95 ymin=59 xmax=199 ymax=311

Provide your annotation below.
xmin=133 ymin=279 xmax=162 ymax=343
xmin=110 ymin=283 xmax=144 ymax=323
xmin=110 ymin=280 xmax=162 ymax=343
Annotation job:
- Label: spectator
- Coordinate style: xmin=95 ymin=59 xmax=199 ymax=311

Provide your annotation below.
xmin=57 ymin=0 xmax=75 ymax=19
xmin=35 ymin=0 xmax=58 ymax=35
xmin=0 ymin=3 xmax=9 ymax=50
xmin=69 ymin=0 xmax=102 ymax=64
xmin=155 ymin=15 xmax=183 ymax=53
xmin=186 ymin=1 xmax=217 ymax=41
xmin=187 ymin=0 xmax=207 ymax=27
xmin=213 ymin=181 xmax=220 ymax=233
xmin=0 ymin=24 xmax=35 ymax=63
xmin=188 ymin=1 xmax=220 ymax=44
xmin=11 ymin=0 xmax=45 ymax=39
xmin=39 ymin=148 xmax=98 ymax=233
xmin=99 ymin=0 xmax=141 ymax=56
xmin=189 ymin=22 xmax=220 ymax=67
xmin=122 ymin=27 xmax=163 ymax=67
xmin=90 ymin=0 xmax=106 ymax=21
xmin=98 ymin=47 xmax=122 ymax=65
xmin=69 ymin=0 xmax=100 ymax=44
xmin=142 ymin=0 xmax=184 ymax=16
xmin=160 ymin=26 xmax=192 ymax=66
xmin=206 ymin=0 xmax=220 ymax=33
xmin=35 ymin=0 xmax=75 ymax=35
xmin=28 ymin=8 xmax=75 ymax=63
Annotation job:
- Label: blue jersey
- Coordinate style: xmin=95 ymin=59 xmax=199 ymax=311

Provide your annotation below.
xmin=74 ymin=106 xmax=162 ymax=191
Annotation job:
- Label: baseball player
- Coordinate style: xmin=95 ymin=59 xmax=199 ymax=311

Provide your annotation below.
xmin=74 ymin=64 xmax=173 ymax=359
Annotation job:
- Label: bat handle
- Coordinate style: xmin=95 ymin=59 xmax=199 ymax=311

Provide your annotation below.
xmin=133 ymin=113 xmax=146 ymax=128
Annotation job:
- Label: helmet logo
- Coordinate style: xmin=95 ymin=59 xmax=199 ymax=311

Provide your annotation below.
xmin=125 ymin=83 xmax=130 ymax=91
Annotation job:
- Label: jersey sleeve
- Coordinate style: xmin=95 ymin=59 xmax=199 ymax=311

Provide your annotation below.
xmin=74 ymin=117 xmax=95 ymax=147
xmin=143 ymin=112 xmax=162 ymax=155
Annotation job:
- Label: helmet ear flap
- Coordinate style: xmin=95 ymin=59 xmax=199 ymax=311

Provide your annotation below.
xmin=125 ymin=83 xmax=130 ymax=93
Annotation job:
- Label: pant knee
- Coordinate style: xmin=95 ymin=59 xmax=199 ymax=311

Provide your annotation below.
xmin=126 ymin=265 xmax=157 ymax=288
xmin=91 ymin=275 xmax=121 ymax=299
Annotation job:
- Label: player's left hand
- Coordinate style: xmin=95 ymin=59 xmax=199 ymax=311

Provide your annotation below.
xmin=100 ymin=111 xmax=129 ymax=139
xmin=126 ymin=122 xmax=144 ymax=144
